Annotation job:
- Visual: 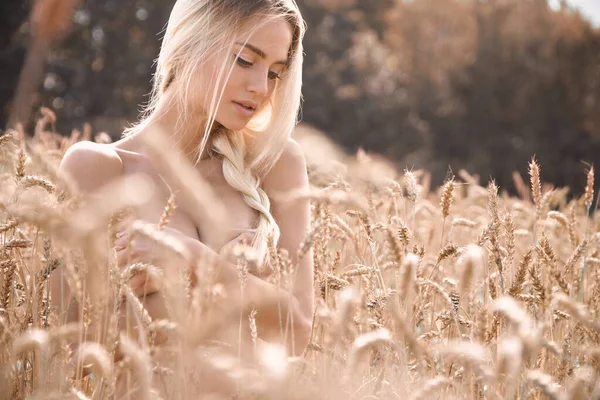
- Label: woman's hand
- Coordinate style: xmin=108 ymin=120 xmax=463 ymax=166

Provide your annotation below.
xmin=114 ymin=226 xmax=190 ymax=297
xmin=217 ymin=232 xmax=273 ymax=279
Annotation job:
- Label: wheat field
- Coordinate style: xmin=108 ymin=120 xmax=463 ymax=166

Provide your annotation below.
xmin=0 ymin=114 xmax=599 ymax=399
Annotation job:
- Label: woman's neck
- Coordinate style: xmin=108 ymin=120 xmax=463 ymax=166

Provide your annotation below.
xmin=144 ymin=95 xmax=213 ymax=163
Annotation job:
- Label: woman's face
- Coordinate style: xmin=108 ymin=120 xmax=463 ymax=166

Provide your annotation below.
xmin=193 ymin=17 xmax=293 ymax=131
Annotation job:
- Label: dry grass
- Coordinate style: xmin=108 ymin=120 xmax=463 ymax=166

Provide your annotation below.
xmin=0 ymin=118 xmax=600 ymax=399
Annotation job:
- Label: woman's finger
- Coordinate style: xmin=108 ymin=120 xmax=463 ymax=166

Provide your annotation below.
xmin=116 ymin=246 xmax=144 ymax=269
xmin=130 ymin=273 xmax=160 ymax=297
xmin=117 ymin=245 xmax=161 ymax=272
xmin=114 ymin=231 xmax=130 ymax=250
xmin=116 ymin=256 xmax=160 ymax=296
xmin=114 ymin=237 xmax=163 ymax=297
xmin=114 ymin=240 xmax=127 ymax=252
xmin=129 ymin=272 xmax=150 ymax=292
xmin=116 ymin=248 xmax=128 ymax=268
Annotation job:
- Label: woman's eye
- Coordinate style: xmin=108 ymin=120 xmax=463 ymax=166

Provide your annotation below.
xmin=236 ymin=57 xmax=253 ymax=67
xmin=235 ymin=55 xmax=281 ymax=80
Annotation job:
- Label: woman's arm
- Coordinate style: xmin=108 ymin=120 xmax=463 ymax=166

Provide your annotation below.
xmin=52 ymin=142 xmax=123 ymax=324
xmin=188 ymin=138 xmax=314 ymax=357
xmin=112 ymin=139 xmax=315 ymax=356
xmin=261 ymin=138 xmax=315 ymax=355
xmin=184 ymin=237 xmax=312 ymax=357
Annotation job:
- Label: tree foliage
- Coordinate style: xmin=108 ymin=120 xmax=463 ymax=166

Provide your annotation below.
xmin=2 ymin=0 xmax=599 ymax=192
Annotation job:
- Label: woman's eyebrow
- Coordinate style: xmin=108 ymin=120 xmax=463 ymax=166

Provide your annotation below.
xmin=235 ymin=42 xmax=288 ymax=66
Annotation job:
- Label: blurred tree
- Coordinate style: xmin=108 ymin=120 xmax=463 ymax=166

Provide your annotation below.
xmin=8 ymin=0 xmax=80 ymax=130
xmin=2 ymin=0 xmax=599 ymax=194
xmin=38 ymin=0 xmax=173 ymax=135
xmin=300 ymin=0 xmax=427 ymax=167
xmin=422 ymin=0 xmax=600 ymax=190
xmin=0 ymin=0 xmax=32 ymax=130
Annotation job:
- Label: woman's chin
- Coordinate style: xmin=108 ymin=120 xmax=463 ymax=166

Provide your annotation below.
xmin=217 ymin=118 xmax=249 ymax=132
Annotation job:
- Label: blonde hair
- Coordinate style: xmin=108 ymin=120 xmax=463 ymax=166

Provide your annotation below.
xmin=124 ymin=0 xmax=305 ymax=265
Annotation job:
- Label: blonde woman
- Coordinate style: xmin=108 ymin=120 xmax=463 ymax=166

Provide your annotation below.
xmin=55 ymin=0 xmax=313 ymax=361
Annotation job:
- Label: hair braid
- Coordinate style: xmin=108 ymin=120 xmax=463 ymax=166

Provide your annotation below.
xmin=211 ymin=132 xmax=280 ymax=265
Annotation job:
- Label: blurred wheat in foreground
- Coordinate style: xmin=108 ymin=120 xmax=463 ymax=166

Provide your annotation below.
xmin=1 ymin=116 xmax=600 ymax=399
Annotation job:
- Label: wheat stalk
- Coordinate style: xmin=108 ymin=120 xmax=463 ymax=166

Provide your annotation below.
xmin=529 ymin=156 xmax=542 ymax=221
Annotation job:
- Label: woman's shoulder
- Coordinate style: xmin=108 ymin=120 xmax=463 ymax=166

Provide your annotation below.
xmin=59 ymin=141 xmax=123 ymax=194
xmin=262 ymin=138 xmax=308 ymax=194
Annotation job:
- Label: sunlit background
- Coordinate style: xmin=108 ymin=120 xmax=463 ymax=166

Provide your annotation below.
xmin=1 ymin=0 xmax=600 ymax=194
xmin=549 ymin=0 xmax=600 ymax=26
xmin=1 ymin=3 xmax=600 ymax=398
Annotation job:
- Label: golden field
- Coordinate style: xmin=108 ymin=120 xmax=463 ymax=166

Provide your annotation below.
xmin=0 ymin=116 xmax=599 ymax=399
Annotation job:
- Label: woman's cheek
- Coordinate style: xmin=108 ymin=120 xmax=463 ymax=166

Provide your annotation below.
xmin=186 ymin=71 xmax=212 ymax=113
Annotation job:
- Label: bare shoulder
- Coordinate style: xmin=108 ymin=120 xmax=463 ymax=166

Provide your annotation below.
xmin=59 ymin=141 xmax=123 ymax=194
xmin=262 ymin=138 xmax=308 ymax=194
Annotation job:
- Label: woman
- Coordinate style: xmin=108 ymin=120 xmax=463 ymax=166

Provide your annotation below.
xmin=55 ymin=0 xmax=313 ymax=362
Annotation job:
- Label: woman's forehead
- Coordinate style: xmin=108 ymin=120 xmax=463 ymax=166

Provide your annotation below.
xmin=236 ymin=18 xmax=293 ymax=61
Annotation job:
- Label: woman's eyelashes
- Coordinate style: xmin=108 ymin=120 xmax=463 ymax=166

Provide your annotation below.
xmin=236 ymin=56 xmax=252 ymax=67
xmin=268 ymin=70 xmax=281 ymax=80
xmin=235 ymin=56 xmax=281 ymax=80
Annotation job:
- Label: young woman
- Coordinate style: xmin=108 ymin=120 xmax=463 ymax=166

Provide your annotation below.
xmin=55 ymin=0 xmax=313 ymax=360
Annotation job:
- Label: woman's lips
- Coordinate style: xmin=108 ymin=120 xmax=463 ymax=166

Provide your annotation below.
xmin=233 ymin=101 xmax=256 ymax=118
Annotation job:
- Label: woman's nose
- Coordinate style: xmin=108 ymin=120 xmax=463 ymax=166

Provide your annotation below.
xmin=247 ymin=69 xmax=269 ymax=97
